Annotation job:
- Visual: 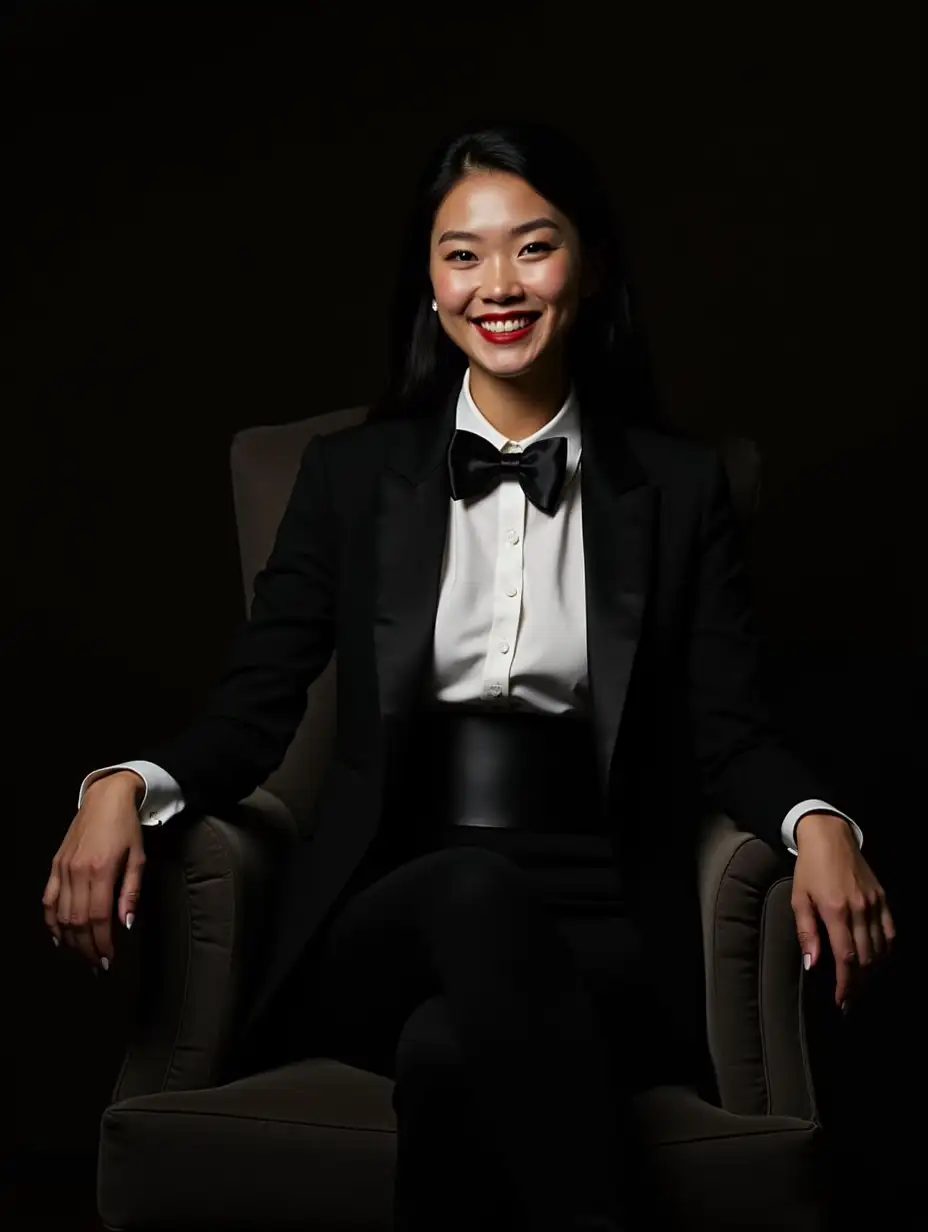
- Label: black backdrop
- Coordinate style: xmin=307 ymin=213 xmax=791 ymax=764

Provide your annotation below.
xmin=10 ymin=3 xmax=923 ymax=1220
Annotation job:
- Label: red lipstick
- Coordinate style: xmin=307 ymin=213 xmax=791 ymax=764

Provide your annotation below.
xmin=471 ymin=311 xmax=540 ymax=345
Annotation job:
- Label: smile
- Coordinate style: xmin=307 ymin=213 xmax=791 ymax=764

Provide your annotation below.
xmin=471 ymin=312 xmax=541 ymax=344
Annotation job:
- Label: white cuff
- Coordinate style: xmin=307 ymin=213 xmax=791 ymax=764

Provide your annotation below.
xmin=781 ymin=798 xmax=864 ymax=857
xmin=78 ymin=760 xmax=186 ymax=827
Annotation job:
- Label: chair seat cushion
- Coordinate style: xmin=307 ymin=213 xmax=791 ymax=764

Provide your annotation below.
xmin=98 ymin=1060 xmax=821 ymax=1230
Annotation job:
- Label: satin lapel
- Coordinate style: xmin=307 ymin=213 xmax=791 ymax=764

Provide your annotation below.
xmin=373 ymin=386 xmax=458 ymax=720
xmin=581 ymin=412 xmax=659 ymax=797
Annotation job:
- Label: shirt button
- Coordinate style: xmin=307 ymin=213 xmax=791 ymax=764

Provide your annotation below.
xmin=506 ymin=529 xmax=520 ymax=545
xmin=504 ymin=586 xmax=518 ymax=598
xmin=486 ymin=683 xmax=503 ymax=698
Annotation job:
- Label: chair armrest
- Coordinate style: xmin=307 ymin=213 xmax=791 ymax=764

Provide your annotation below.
xmin=697 ymin=810 xmax=818 ymax=1121
xmin=110 ymin=787 xmax=299 ymax=1102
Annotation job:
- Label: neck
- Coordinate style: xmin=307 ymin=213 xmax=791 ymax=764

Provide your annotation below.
xmin=467 ymin=358 xmax=569 ymax=442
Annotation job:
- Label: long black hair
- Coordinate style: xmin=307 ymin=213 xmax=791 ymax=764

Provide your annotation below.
xmin=367 ymin=120 xmax=659 ymax=427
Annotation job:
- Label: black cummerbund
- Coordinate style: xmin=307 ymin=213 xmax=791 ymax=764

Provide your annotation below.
xmin=358 ymin=706 xmax=624 ymax=915
xmin=412 ymin=706 xmax=605 ymax=834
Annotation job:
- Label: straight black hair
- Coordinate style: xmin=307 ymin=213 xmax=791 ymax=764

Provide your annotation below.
xmin=367 ymin=120 xmax=659 ymax=427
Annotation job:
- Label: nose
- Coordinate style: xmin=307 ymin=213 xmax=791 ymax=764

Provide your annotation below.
xmin=480 ymin=252 xmax=524 ymax=305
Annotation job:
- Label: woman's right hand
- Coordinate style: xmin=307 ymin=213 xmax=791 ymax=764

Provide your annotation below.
xmin=42 ymin=772 xmax=147 ymax=970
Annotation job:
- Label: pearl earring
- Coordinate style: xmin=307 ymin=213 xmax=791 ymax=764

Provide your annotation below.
xmin=431 ymin=299 xmax=438 ymax=312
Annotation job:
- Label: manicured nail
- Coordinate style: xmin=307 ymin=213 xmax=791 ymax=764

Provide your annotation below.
xmin=52 ymin=936 xmax=60 ymax=948
xmin=100 ymin=957 xmax=110 ymax=972
xmin=802 ymin=953 xmax=811 ymax=971
xmin=125 ymin=913 xmax=135 ymax=931
xmin=840 ymin=1000 xmax=849 ymax=1014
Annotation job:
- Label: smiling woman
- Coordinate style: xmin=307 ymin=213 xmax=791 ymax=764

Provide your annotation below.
xmin=50 ymin=117 xmax=892 ymax=1232
xmin=368 ymin=120 xmax=657 ymax=433
xmin=430 ymin=177 xmax=584 ymax=424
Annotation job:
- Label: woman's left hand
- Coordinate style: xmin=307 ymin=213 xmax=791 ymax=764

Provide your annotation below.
xmin=791 ymin=812 xmax=895 ymax=1011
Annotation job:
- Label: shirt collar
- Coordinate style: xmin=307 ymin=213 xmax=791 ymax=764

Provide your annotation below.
xmin=456 ymin=368 xmax=583 ymax=487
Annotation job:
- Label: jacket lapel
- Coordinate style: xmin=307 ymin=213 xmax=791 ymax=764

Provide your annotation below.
xmin=371 ymin=379 xmax=659 ymax=803
xmin=581 ymin=410 xmax=659 ymax=797
xmin=373 ymin=386 xmax=457 ymax=720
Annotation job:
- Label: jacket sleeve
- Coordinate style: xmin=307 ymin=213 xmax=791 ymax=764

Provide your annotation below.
xmin=684 ymin=451 xmax=839 ymax=849
xmin=136 ymin=433 xmax=338 ymax=818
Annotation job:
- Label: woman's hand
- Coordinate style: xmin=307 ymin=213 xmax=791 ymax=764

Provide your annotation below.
xmin=791 ymin=812 xmax=895 ymax=1009
xmin=42 ymin=772 xmax=147 ymax=970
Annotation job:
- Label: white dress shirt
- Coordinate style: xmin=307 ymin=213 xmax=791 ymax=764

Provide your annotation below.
xmin=79 ymin=370 xmax=861 ymax=856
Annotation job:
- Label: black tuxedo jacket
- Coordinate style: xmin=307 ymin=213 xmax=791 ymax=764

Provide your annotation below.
xmin=142 ymin=384 xmax=833 ymax=1037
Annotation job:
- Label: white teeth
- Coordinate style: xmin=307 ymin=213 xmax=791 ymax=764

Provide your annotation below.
xmin=477 ymin=317 xmax=534 ymax=333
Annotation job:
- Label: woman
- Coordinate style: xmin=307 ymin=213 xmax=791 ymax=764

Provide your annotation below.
xmin=45 ymin=122 xmax=894 ymax=1232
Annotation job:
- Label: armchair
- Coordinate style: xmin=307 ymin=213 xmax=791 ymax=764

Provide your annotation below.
xmin=96 ymin=409 xmax=824 ymax=1230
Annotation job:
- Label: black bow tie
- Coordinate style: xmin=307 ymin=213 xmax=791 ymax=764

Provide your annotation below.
xmin=447 ymin=430 xmax=569 ymax=515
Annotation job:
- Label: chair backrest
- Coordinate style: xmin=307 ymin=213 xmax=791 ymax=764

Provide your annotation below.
xmin=229 ymin=405 xmax=366 ymax=829
xmin=229 ymin=411 xmax=762 ymax=829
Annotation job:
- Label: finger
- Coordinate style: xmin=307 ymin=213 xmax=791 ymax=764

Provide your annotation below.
xmin=824 ymin=913 xmax=856 ymax=1007
xmin=42 ymin=863 xmax=63 ymax=947
xmin=69 ymin=874 xmax=101 ymax=965
xmin=72 ymin=922 xmax=101 ymax=967
xmin=117 ymin=846 xmax=146 ymax=929
xmin=89 ymin=872 xmax=116 ymax=967
xmin=851 ymin=902 xmax=872 ymax=970
xmin=868 ymin=907 xmax=885 ymax=961
xmin=57 ymin=860 xmax=77 ymax=951
xmin=792 ymin=892 xmax=821 ymax=969
xmin=881 ymin=902 xmax=896 ymax=950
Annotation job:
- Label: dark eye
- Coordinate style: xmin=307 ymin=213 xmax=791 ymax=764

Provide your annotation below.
xmin=522 ymin=241 xmax=554 ymax=256
xmin=446 ymin=249 xmax=476 ymax=262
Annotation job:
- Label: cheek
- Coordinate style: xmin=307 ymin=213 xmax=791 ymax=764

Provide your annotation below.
xmin=527 ymin=259 xmax=579 ymax=313
xmin=431 ymin=264 xmax=470 ymax=313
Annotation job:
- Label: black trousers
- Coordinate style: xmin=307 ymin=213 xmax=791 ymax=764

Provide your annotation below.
xmin=237 ymin=842 xmax=695 ymax=1232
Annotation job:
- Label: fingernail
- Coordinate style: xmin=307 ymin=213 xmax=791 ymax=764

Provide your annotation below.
xmin=840 ymin=1000 xmax=849 ymax=1015
xmin=802 ymin=953 xmax=811 ymax=971
xmin=52 ymin=936 xmax=60 ymax=948
xmin=100 ymin=957 xmax=110 ymax=972
xmin=125 ymin=913 xmax=134 ymax=931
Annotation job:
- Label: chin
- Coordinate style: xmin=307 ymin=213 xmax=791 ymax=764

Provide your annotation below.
xmin=471 ymin=334 xmax=550 ymax=372
xmin=499 ymin=358 xmax=543 ymax=379
xmin=471 ymin=353 xmax=540 ymax=381
xmin=500 ymin=346 xmax=555 ymax=376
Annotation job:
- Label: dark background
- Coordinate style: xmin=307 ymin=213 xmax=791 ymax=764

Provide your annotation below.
xmin=10 ymin=2 xmax=924 ymax=1224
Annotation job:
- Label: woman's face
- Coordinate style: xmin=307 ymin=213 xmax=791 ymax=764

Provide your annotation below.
xmin=429 ymin=170 xmax=588 ymax=383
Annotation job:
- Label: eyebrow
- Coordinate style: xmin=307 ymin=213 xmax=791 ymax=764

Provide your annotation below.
xmin=437 ymin=217 xmax=562 ymax=244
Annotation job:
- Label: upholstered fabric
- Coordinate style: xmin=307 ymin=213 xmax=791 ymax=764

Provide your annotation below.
xmin=229 ymin=406 xmax=365 ymax=831
xmin=99 ymin=1063 xmax=820 ymax=1231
